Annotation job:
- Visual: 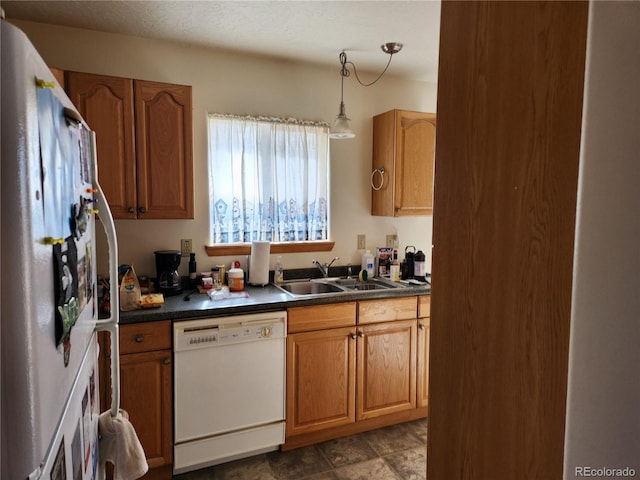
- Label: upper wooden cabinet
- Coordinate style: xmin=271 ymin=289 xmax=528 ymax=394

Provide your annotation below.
xmin=49 ymin=67 xmax=65 ymax=89
xmin=66 ymin=72 xmax=193 ymax=219
xmin=371 ymin=109 xmax=436 ymax=217
xmin=134 ymin=80 xmax=193 ymax=219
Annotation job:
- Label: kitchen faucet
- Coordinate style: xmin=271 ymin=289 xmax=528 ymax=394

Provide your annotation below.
xmin=312 ymin=257 xmax=340 ymax=278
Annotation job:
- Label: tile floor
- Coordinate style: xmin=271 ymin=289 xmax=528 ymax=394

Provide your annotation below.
xmin=174 ymin=418 xmax=427 ymax=480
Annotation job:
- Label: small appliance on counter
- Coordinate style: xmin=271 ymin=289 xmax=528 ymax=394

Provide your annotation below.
xmin=155 ymin=250 xmax=183 ymax=296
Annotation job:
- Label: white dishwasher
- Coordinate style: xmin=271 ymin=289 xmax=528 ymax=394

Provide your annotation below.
xmin=173 ymin=310 xmax=286 ymax=474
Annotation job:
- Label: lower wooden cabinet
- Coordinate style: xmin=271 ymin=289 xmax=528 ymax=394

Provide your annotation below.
xmin=99 ymin=320 xmax=173 ymax=479
xmin=286 ymin=326 xmax=356 ymax=436
xmin=357 ymin=319 xmax=417 ymax=420
xmin=284 ymin=297 xmax=427 ymax=450
xmin=417 ymin=295 xmax=431 ymax=409
xmin=120 ymin=349 xmax=172 ymax=469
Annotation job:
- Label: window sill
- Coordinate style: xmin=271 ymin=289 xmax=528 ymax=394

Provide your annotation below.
xmin=205 ymin=241 xmax=335 ymax=257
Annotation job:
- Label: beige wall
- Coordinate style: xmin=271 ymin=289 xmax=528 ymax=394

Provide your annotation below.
xmin=11 ymin=19 xmax=437 ymax=278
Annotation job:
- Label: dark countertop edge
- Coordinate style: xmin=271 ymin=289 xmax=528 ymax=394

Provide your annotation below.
xmin=118 ymin=283 xmax=430 ymax=324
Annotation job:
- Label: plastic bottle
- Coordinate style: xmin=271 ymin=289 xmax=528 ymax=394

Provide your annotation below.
xmin=228 ymin=268 xmax=244 ymax=291
xmin=361 ymin=250 xmax=375 ymax=278
xmin=188 ymin=253 xmax=197 ymax=287
xmin=390 ymin=249 xmax=400 ymax=282
xmin=274 ymin=256 xmax=284 ymax=284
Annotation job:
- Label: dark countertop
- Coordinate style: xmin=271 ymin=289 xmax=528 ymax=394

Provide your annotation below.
xmin=119 ymin=282 xmax=430 ymax=324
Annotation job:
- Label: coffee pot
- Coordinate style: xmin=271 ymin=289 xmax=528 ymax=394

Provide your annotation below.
xmin=154 ymin=250 xmax=182 ymax=296
xmin=414 ymin=249 xmax=427 ymax=281
xmin=403 ymin=246 xmax=416 ymax=279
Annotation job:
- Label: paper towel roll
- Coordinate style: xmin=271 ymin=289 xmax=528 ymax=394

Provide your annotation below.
xmin=249 ymin=241 xmax=270 ymax=285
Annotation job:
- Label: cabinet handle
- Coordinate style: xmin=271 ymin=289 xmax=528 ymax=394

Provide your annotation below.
xmin=135 ymin=335 xmax=144 ymax=343
xmin=139 ymin=207 xmax=147 ymax=214
xmin=128 ymin=207 xmax=135 ymax=214
xmin=357 ymin=331 xmax=365 ymax=338
xmin=370 ymin=167 xmax=386 ymax=191
xmin=163 ymin=358 xmax=171 ymax=365
xmin=419 ymin=323 xmax=426 ymax=331
xmin=350 ymin=333 xmax=357 ymax=340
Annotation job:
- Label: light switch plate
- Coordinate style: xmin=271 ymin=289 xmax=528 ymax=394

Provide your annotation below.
xmin=357 ymin=234 xmax=366 ymax=250
xmin=386 ymin=234 xmax=399 ymax=249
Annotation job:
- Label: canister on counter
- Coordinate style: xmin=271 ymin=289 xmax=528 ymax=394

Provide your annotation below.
xmin=227 ymin=268 xmax=244 ymax=291
xmin=216 ymin=264 xmax=226 ymax=285
xmin=211 ymin=267 xmax=222 ymax=290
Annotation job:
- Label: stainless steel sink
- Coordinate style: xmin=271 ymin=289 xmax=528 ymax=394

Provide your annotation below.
xmin=273 ymin=276 xmax=406 ymax=297
xmin=275 ymin=281 xmax=345 ymax=296
xmin=333 ymin=278 xmax=396 ymax=290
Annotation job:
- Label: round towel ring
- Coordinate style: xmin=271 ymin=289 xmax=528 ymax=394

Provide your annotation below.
xmin=371 ymin=167 xmax=385 ymax=191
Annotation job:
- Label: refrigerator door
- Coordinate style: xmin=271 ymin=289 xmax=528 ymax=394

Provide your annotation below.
xmin=1 ymin=21 xmax=102 ymax=479
xmin=36 ymin=335 xmax=101 ymax=480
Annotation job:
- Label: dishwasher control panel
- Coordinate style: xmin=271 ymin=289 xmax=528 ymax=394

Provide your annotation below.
xmin=174 ymin=311 xmax=286 ymax=352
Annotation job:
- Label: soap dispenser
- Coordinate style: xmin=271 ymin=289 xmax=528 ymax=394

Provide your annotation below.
xmin=274 ymin=256 xmax=284 ymax=284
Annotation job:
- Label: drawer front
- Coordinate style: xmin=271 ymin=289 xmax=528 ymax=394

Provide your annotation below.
xmin=288 ymin=302 xmax=356 ymax=333
xmin=418 ymin=295 xmax=431 ymax=318
xmin=120 ymin=320 xmax=172 ymax=354
xmin=358 ymin=297 xmax=417 ymax=324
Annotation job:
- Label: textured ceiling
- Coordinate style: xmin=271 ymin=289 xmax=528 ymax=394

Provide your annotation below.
xmin=1 ymin=0 xmax=441 ymax=83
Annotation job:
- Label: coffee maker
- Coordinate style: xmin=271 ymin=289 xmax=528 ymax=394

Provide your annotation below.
xmin=154 ymin=250 xmax=183 ymax=296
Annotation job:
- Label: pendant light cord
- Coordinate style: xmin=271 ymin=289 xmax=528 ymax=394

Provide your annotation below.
xmin=339 ymin=50 xmax=396 ymax=87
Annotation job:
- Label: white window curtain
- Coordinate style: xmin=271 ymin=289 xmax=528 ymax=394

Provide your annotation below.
xmin=208 ymin=114 xmax=330 ymax=243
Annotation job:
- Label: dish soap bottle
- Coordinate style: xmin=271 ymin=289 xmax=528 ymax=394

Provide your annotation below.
xmin=390 ymin=249 xmax=400 ymax=282
xmin=274 ymin=256 xmax=284 ymax=284
xmin=188 ymin=253 xmax=197 ymax=287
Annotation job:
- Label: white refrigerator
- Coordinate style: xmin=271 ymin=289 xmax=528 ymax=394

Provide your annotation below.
xmin=1 ymin=20 xmax=126 ymax=480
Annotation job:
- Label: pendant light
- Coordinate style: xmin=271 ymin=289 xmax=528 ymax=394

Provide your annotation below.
xmin=329 ymin=43 xmax=403 ymax=140
xmin=330 ymin=52 xmax=355 ymax=139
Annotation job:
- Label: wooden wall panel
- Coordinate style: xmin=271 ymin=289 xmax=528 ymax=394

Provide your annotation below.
xmin=427 ymin=2 xmax=588 ymax=479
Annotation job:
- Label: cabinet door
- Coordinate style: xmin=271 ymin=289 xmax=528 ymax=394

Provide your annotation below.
xmin=371 ymin=109 xmax=436 ymax=217
xmin=395 ymin=110 xmax=436 ymax=215
xmin=66 ymin=72 xmax=137 ymax=219
xmin=417 ymin=317 xmax=430 ymax=409
xmin=357 ymin=319 xmax=417 ymax=420
xmin=417 ymin=295 xmax=431 ymax=408
xmin=49 ymin=67 xmax=65 ymax=89
xmin=286 ymin=327 xmax=356 ymax=436
xmin=134 ymin=80 xmax=193 ymax=219
xmin=120 ymin=349 xmax=173 ymax=469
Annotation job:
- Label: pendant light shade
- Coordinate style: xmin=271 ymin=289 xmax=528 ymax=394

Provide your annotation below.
xmin=330 ymin=101 xmax=355 ymax=139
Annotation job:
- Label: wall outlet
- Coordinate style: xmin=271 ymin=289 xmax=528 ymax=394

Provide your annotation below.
xmin=181 ymin=239 xmax=192 ymax=257
xmin=357 ymin=234 xmax=366 ymax=250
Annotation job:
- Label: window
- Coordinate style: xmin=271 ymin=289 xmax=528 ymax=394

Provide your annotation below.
xmin=208 ymin=114 xmax=330 ymax=246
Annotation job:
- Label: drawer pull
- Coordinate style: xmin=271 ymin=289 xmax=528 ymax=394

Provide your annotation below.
xmin=135 ymin=335 xmax=144 ymax=343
